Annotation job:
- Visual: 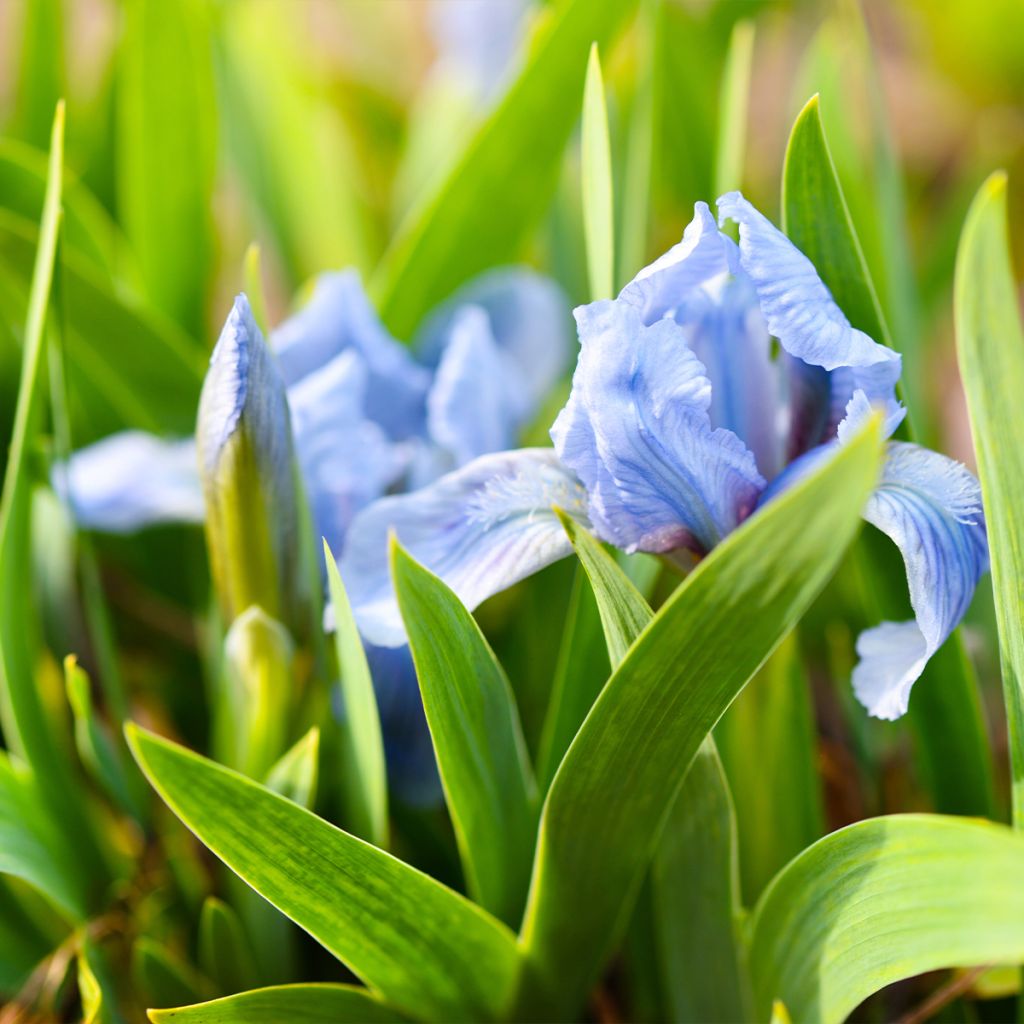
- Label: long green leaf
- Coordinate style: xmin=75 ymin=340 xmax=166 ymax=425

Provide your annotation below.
xmin=127 ymin=725 xmax=522 ymax=1023
xmin=954 ymin=171 xmax=1024 ymax=825
xmin=713 ymin=20 xmax=755 ymax=197
xmin=392 ymin=540 xmax=537 ymax=927
xmin=373 ymin=0 xmax=636 ymax=337
xmin=582 ymin=44 xmax=615 ymax=301
xmin=147 ymin=984 xmax=405 ymax=1024
xmin=749 ymin=815 xmax=1024 ymax=1022
xmin=10 ymin=0 xmax=64 ymax=151
xmin=783 ymin=95 xmax=994 ymax=819
xmin=117 ymin=0 xmax=216 ymax=337
xmin=324 ymin=541 xmax=388 ymax=848
xmin=517 ymin=420 xmax=882 ymax=1017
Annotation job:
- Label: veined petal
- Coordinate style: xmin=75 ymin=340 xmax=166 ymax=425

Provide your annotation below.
xmin=716 ymin=191 xmax=904 ymax=448
xmin=853 ymin=441 xmax=989 ymax=720
xmin=551 ymin=299 xmax=765 ymax=555
xmin=416 ymin=267 xmax=571 ymax=419
xmin=619 ymin=201 xmax=736 ymax=325
xmin=427 ymin=306 xmax=519 ymax=466
xmin=340 ymin=448 xmax=585 ymax=647
xmin=57 ymin=431 xmax=203 ymax=532
xmin=271 ymin=271 xmax=430 ymax=440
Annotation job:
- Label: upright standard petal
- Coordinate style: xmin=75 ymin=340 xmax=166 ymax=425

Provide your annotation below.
xmin=716 ymin=191 xmax=904 ymax=448
xmin=57 ymin=431 xmax=203 ymax=532
xmin=853 ymin=442 xmax=989 ymax=720
xmin=197 ymin=295 xmax=303 ymax=626
xmin=551 ymin=299 xmax=764 ymax=555
xmin=341 ymin=449 xmax=586 ymax=647
xmin=271 ymin=271 xmax=430 ymax=440
xmin=287 ymin=350 xmax=406 ymax=553
xmin=426 ymin=306 xmax=520 ymax=467
xmin=416 ymin=267 xmax=572 ymax=419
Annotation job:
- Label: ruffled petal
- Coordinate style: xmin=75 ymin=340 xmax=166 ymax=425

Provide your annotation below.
xmin=56 ymin=431 xmax=203 ymax=532
xmin=426 ymin=306 xmax=519 ymax=467
xmin=853 ymin=441 xmax=989 ymax=719
xmin=618 ymin=201 xmax=736 ymax=325
xmin=551 ymin=299 xmax=765 ymax=555
xmin=716 ymin=191 xmax=904 ymax=449
xmin=271 ymin=271 xmax=430 ymax=440
xmin=340 ymin=448 xmax=585 ymax=647
xmin=416 ymin=267 xmax=571 ymax=420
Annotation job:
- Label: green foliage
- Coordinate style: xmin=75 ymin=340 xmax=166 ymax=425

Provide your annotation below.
xmin=581 ymin=44 xmax=615 ymax=301
xmin=749 ymin=815 xmax=1024 ymax=1022
xmin=955 ymin=171 xmax=1024 ymax=825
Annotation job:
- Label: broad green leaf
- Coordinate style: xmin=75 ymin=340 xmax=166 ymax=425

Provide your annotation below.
xmin=147 ymin=984 xmax=405 ymax=1024
xmin=0 ymin=104 xmax=106 ymax=899
xmin=0 ymin=208 xmax=203 ymax=443
xmin=324 ymin=541 xmax=387 ymax=847
xmin=713 ymin=20 xmax=755 ymax=197
xmin=199 ymin=897 xmax=258 ymax=996
xmin=373 ymin=0 xmax=637 ymax=337
xmin=215 ymin=1 xmax=370 ymax=287
xmin=392 ymin=541 xmax=537 ymax=927
xmin=0 ymin=749 xmax=86 ymax=922
xmin=581 ymin=44 xmax=615 ymax=301
xmin=560 ymin=512 xmax=751 ymax=1022
xmin=127 ymin=726 xmax=522 ymax=1022
xmin=652 ymin=742 xmax=751 ymax=1023
xmin=782 ymin=96 xmax=994 ymax=819
xmin=749 ymin=815 xmax=1024 ymax=1023
xmin=954 ymin=171 xmax=1024 ymax=825
xmin=265 ymin=727 xmax=320 ymax=810
xmin=716 ymin=634 xmax=823 ymax=902
xmin=535 ymin=569 xmax=609 ymax=790
xmin=117 ymin=0 xmax=216 ymax=337
xmin=517 ymin=420 xmax=882 ymax=1018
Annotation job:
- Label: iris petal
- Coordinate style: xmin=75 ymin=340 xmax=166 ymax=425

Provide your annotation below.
xmin=853 ymin=441 xmax=989 ymax=719
xmin=341 ymin=448 xmax=585 ymax=647
xmin=551 ymin=299 xmax=765 ymax=555
xmin=57 ymin=431 xmax=203 ymax=532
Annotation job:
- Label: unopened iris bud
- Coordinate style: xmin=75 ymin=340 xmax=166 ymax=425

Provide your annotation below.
xmin=197 ymin=295 xmax=303 ymax=628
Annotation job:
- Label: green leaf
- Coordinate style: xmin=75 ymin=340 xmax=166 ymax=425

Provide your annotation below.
xmin=782 ymin=95 xmax=994 ymax=820
xmin=264 ymin=727 xmax=320 ymax=810
xmin=198 ymin=896 xmax=259 ymax=996
xmin=715 ymin=634 xmax=823 ymax=902
xmin=324 ymin=540 xmax=387 ymax=847
xmin=392 ymin=540 xmax=537 ymax=927
xmin=127 ymin=725 xmax=522 ymax=1022
xmin=117 ymin=0 xmax=216 ymax=337
xmin=147 ymin=984 xmax=405 ymax=1024
xmin=133 ymin=937 xmax=212 ymax=1011
xmin=582 ymin=44 xmax=615 ymax=301
xmin=10 ymin=0 xmax=64 ymax=151
xmin=954 ymin=171 xmax=1024 ymax=826
xmin=652 ymin=741 xmax=751 ymax=1023
xmin=713 ymin=20 xmax=755 ymax=196
xmin=373 ymin=0 xmax=637 ymax=337
xmin=749 ymin=815 xmax=1024 ymax=1023
xmin=516 ymin=420 xmax=882 ymax=1018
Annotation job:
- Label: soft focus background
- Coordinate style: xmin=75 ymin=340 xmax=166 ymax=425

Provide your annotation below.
xmin=0 ymin=0 xmax=1023 ymax=1018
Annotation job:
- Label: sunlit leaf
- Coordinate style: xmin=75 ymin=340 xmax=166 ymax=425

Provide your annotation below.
xmin=581 ymin=44 xmax=614 ymax=301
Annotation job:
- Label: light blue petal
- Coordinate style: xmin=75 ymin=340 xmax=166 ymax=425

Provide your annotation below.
xmin=853 ymin=441 xmax=989 ymax=720
xmin=618 ymin=201 xmax=736 ymax=325
xmin=271 ymin=271 xmax=430 ymax=440
xmin=426 ymin=306 xmax=519 ymax=467
xmin=716 ymin=191 xmax=905 ymax=447
xmin=551 ymin=299 xmax=765 ymax=555
xmin=287 ymin=350 xmax=407 ymax=553
xmin=416 ymin=267 xmax=571 ymax=418
xmin=340 ymin=448 xmax=585 ymax=647
xmin=57 ymin=431 xmax=203 ymax=532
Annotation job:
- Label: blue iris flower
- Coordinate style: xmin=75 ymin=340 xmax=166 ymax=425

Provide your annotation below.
xmin=60 ymin=267 xmax=570 ymax=802
xmin=344 ymin=194 xmax=988 ymax=722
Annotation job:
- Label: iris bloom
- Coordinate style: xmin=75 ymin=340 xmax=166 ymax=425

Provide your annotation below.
xmin=343 ymin=194 xmax=988 ymax=721
xmin=61 ymin=268 xmax=569 ymax=801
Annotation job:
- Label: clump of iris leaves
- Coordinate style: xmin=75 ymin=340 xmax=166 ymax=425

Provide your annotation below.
xmin=3 ymin=4 xmax=1024 ymax=1024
